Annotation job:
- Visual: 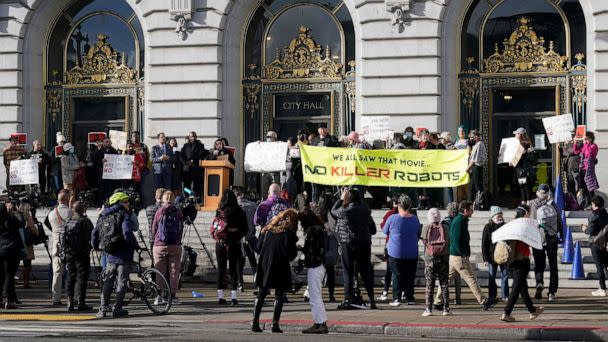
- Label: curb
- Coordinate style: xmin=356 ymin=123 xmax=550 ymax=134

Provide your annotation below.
xmin=207 ymin=319 xmax=608 ymax=341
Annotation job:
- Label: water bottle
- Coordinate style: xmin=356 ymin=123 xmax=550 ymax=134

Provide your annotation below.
xmin=192 ymin=290 xmax=205 ymax=298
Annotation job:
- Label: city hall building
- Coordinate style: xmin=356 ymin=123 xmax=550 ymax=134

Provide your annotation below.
xmin=0 ymin=0 xmax=606 ymax=198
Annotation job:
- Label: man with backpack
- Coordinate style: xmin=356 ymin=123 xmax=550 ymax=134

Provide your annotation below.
xmin=527 ymin=184 xmax=562 ymax=302
xmin=45 ymin=189 xmax=73 ymax=305
xmin=254 ymin=183 xmax=291 ymax=229
xmin=234 ymin=187 xmax=258 ymax=290
xmin=421 ymin=208 xmax=450 ymax=316
xmin=92 ymin=192 xmax=139 ymax=318
xmin=582 ymin=196 xmax=608 ymax=296
xmin=63 ymin=201 xmax=94 ymax=312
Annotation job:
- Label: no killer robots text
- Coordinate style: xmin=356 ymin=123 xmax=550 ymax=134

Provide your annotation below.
xmin=304 ymin=165 xmax=463 ymax=182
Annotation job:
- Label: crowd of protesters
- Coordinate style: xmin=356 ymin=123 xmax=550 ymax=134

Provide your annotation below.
xmin=0 ymin=123 xmax=606 ymax=332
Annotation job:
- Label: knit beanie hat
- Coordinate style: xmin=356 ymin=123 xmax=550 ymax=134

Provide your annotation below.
xmin=427 ymin=208 xmax=441 ymax=223
xmin=446 ymin=202 xmax=458 ymax=217
xmin=490 ymin=205 xmax=503 ymax=219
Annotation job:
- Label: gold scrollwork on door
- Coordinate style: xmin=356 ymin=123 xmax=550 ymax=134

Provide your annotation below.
xmin=263 ymin=26 xmax=343 ymax=80
xmin=65 ymin=33 xmax=137 ymax=85
xmin=482 ymin=17 xmax=568 ymax=73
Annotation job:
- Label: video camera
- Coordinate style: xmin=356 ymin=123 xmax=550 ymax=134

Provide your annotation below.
xmin=77 ymin=188 xmax=97 ymax=208
xmin=180 ymin=188 xmax=199 ymax=223
xmin=2 ymin=188 xmax=41 ymax=208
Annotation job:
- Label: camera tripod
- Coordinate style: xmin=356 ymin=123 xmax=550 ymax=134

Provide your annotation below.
xmin=184 ymin=217 xmax=216 ymax=271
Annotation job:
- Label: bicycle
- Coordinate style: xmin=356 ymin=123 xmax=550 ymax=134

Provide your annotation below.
xmin=122 ymin=245 xmax=173 ymax=315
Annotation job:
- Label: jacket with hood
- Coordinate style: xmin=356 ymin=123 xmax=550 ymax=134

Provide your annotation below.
xmin=481 ymin=220 xmax=505 ymax=263
xmin=331 ymin=199 xmax=376 ymax=245
xmin=92 ymin=205 xmax=139 ymax=264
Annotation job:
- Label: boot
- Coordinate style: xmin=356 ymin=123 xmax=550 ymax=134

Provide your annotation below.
xmin=251 ymin=298 xmax=264 ymax=333
xmin=23 ymin=267 xmax=31 ymax=289
xmin=328 ymin=287 xmax=336 ymax=303
xmin=78 ymin=291 xmax=93 ymax=311
xmin=271 ymin=299 xmax=284 ymax=333
xmin=302 ymin=322 xmax=329 ymax=334
xmin=67 ymin=296 xmax=75 ymax=312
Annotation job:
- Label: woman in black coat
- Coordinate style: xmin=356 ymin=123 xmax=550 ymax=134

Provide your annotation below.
xmin=207 ymin=138 xmax=236 ymax=186
xmin=0 ymin=202 xmax=24 ymax=309
xmin=252 ymin=208 xmax=299 ymax=334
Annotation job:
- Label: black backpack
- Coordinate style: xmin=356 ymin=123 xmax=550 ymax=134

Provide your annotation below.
xmin=181 ymin=245 xmax=198 ymax=276
xmin=98 ymin=212 xmax=124 ymax=254
xmin=64 ymin=218 xmax=90 ymax=256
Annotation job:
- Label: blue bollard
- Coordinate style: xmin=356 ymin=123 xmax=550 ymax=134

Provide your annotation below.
xmin=570 ymin=241 xmax=586 ymax=280
xmin=561 ymin=226 xmax=574 ymax=264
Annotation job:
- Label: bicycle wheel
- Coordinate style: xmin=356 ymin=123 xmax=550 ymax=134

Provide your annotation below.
xmin=141 ymin=268 xmax=172 ymax=314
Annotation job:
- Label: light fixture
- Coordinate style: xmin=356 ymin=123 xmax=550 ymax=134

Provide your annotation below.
xmin=266 ymin=36 xmax=272 ymax=41
xmin=503 ymin=93 xmax=512 ymax=102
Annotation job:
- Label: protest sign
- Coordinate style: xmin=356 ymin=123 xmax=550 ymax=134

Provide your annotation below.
xmin=88 ymin=132 xmax=107 ymax=144
xmin=102 ymin=154 xmax=134 ymax=180
xmin=498 ymin=138 xmax=525 ymax=165
xmin=492 ymin=218 xmax=543 ymax=250
xmin=542 ymin=114 xmax=574 ymax=144
xmin=300 ymin=145 xmax=470 ymax=188
xmin=574 ymin=125 xmax=586 ymax=140
xmin=534 ymin=134 xmax=547 ymax=150
xmin=244 ymin=141 xmax=289 ymax=172
xmin=109 ymin=130 xmax=128 ymax=151
xmin=10 ymin=133 xmax=27 ymax=146
xmin=9 ymin=159 xmax=38 ymax=185
xmin=360 ymin=116 xmax=390 ymax=141
xmin=54 ymin=146 xmax=64 ymax=157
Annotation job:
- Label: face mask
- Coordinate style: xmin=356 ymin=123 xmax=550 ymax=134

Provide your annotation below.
xmin=405 ymin=132 xmax=413 ymax=139
xmin=492 ymin=216 xmax=504 ymax=224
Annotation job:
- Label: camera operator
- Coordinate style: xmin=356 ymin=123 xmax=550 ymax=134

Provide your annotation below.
xmin=0 ymin=200 xmax=25 ymax=309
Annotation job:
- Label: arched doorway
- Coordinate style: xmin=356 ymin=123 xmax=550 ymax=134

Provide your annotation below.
xmin=44 ymin=0 xmax=144 ymax=156
xmin=459 ymin=0 xmax=587 ymax=206
xmin=242 ymin=1 xmax=356 ymax=142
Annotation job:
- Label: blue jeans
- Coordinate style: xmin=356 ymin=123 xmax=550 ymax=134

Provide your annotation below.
xmin=488 ymin=263 xmax=509 ymax=300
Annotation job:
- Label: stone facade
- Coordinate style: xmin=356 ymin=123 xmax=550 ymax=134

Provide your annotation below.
xmin=0 ymin=0 xmax=606 ymax=194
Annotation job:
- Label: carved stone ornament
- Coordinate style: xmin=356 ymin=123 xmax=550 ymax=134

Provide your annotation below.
xmin=386 ymin=0 xmax=411 ymax=30
xmin=482 ymin=17 xmax=568 ymax=73
xmin=65 ymin=33 xmax=137 ymax=85
xmin=263 ymin=26 xmax=343 ymax=80
xmin=172 ymin=12 xmax=191 ymax=40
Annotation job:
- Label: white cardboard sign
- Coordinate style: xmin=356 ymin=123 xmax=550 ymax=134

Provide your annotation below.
xmin=109 ymin=130 xmax=128 ymax=151
xmin=492 ymin=218 xmax=543 ymax=250
xmin=102 ymin=154 xmax=134 ymax=180
xmin=244 ymin=141 xmax=289 ymax=172
xmin=360 ymin=116 xmax=391 ymax=141
xmin=542 ymin=114 xmax=574 ymax=144
xmin=497 ymin=137 xmax=525 ymax=165
xmin=8 ymin=159 xmax=39 ymax=185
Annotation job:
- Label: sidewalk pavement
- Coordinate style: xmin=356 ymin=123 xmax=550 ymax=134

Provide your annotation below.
xmin=2 ymin=283 xmax=607 ymax=341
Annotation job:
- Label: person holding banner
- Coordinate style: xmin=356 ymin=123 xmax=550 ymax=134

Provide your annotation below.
xmin=512 ymin=128 xmax=537 ymax=204
xmin=309 ymin=123 xmax=339 ymax=204
xmin=574 ymin=131 xmax=599 ymax=208
xmin=466 ymin=130 xmax=487 ymax=202
xmin=3 ymin=136 xmax=26 ymax=190
xmin=94 ymin=138 xmax=118 ymax=203
xmin=28 ymin=140 xmax=50 ymax=193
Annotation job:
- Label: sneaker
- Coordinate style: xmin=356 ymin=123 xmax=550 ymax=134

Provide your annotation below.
xmin=231 ymin=299 xmax=238 ymax=306
xmin=112 ymin=309 xmax=129 ymax=318
xmin=501 ymin=314 xmax=516 ymax=322
xmin=442 ymin=309 xmax=452 ymax=316
xmin=218 ymin=298 xmax=227 ymax=305
xmin=389 ymin=299 xmax=402 ymax=307
xmin=501 ymin=297 xmax=509 ymax=302
xmin=534 ymin=285 xmax=543 ymax=300
xmin=96 ymin=306 xmax=110 ymax=318
xmin=377 ymin=291 xmax=389 ymax=301
xmin=547 ymin=293 xmax=556 ymax=302
xmin=592 ymin=289 xmax=607 ymax=297
xmin=530 ymin=306 xmax=544 ymax=320
xmin=421 ymin=308 xmax=432 ymax=317
xmin=406 ymin=299 xmax=415 ymax=305
xmin=337 ymin=300 xmax=354 ymax=310
xmin=172 ymin=298 xmax=182 ymax=305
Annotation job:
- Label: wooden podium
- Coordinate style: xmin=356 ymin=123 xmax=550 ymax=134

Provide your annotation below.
xmin=199 ymin=159 xmax=234 ymax=211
